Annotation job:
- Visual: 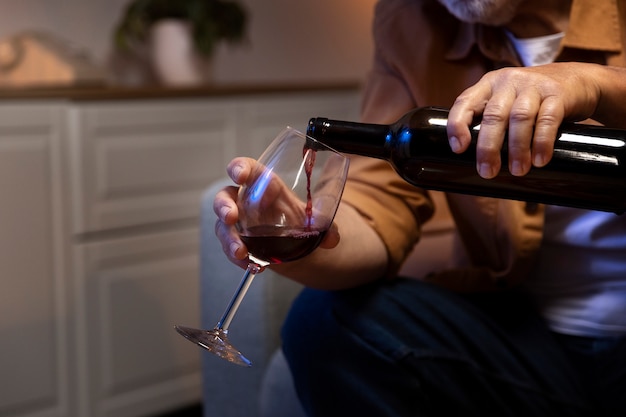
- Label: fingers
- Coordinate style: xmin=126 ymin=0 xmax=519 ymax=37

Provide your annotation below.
xmin=215 ymin=217 xmax=249 ymax=269
xmin=213 ymin=186 xmax=239 ymax=225
xmin=447 ymin=83 xmax=489 ymax=154
xmin=317 ymin=221 xmax=340 ymax=249
xmin=505 ymin=91 xmax=564 ymax=172
xmin=213 ymin=185 xmax=247 ymax=265
xmin=226 ymin=156 xmax=256 ymax=184
xmin=478 ymin=92 xmax=540 ymax=179
xmin=211 ymin=157 xmax=254 ymax=268
xmin=475 ymin=93 xmax=511 ymax=179
xmin=448 ymin=67 xmax=566 ymax=179
xmin=531 ymin=97 xmax=563 ymax=167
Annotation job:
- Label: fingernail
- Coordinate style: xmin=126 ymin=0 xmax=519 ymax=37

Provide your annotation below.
xmin=449 ymin=136 xmax=462 ymax=153
xmin=219 ymin=205 xmax=231 ymax=219
xmin=478 ymin=163 xmax=494 ymax=179
xmin=533 ymin=154 xmax=545 ymax=167
xmin=230 ymin=242 xmax=242 ymax=257
xmin=232 ymin=164 xmax=243 ymax=179
xmin=511 ymin=160 xmax=523 ymax=176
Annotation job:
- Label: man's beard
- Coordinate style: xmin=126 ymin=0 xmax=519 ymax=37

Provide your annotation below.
xmin=436 ymin=0 xmax=526 ymax=25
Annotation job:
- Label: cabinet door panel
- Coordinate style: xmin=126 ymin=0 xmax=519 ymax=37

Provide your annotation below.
xmin=77 ymin=229 xmax=201 ymax=417
xmin=69 ymin=100 xmax=237 ymax=234
xmin=0 ymin=104 xmax=70 ymax=417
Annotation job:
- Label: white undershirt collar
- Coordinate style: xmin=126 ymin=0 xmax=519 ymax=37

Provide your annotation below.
xmin=505 ymin=31 xmax=565 ymax=67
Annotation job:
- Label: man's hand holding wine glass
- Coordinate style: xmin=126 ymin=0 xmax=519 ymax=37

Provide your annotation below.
xmin=214 ymin=155 xmax=342 ymax=271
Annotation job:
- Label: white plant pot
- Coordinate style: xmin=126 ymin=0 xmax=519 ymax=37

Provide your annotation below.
xmin=150 ymin=19 xmax=213 ymax=86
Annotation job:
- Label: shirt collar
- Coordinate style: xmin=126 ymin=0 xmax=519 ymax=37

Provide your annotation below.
xmin=446 ymin=0 xmax=622 ymax=63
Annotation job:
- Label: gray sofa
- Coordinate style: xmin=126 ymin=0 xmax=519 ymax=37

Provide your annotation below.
xmin=199 ymin=179 xmax=456 ymax=417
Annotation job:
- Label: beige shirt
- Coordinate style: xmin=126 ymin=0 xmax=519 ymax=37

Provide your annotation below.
xmin=342 ymin=0 xmax=626 ymax=291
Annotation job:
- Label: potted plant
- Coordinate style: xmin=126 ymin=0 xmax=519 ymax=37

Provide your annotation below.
xmin=113 ymin=0 xmax=248 ymax=85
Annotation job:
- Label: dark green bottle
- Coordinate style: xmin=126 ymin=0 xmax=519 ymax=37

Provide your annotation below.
xmin=307 ymin=107 xmax=626 ymax=214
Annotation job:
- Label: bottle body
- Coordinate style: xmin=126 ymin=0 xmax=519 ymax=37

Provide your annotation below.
xmin=307 ymin=107 xmax=626 ymax=214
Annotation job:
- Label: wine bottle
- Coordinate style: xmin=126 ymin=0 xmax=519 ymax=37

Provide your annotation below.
xmin=306 ymin=107 xmax=626 ymax=214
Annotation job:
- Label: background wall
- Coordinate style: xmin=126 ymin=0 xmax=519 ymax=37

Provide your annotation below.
xmin=0 ymin=0 xmax=377 ymax=85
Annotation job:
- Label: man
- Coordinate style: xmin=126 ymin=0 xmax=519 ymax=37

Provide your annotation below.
xmin=214 ymin=0 xmax=626 ymax=415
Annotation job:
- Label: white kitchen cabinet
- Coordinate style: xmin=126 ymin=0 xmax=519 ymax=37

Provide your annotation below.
xmin=0 ymin=85 xmax=360 ymax=417
xmin=0 ymin=102 xmax=71 ymax=417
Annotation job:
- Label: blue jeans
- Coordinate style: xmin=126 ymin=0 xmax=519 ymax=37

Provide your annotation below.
xmin=281 ymin=279 xmax=626 ymax=417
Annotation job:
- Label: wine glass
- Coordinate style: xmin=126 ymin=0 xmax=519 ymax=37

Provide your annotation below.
xmin=175 ymin=126 xmax=349 ymax=366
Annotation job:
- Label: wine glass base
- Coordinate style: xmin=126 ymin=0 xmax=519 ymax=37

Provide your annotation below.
xmin=174 ymin=325 xmax=252 ymax=367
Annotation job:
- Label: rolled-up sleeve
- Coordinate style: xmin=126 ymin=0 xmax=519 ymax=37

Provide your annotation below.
xmin=341 ymin=155 xmax=434 ymax=276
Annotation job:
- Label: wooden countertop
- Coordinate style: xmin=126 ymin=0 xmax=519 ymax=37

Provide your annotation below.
xmin=0 ymin=81 xmax=362 ymax=101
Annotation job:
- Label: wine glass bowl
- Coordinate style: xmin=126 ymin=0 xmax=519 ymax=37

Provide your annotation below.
xmin=237 ymin=138 xmax=347 ymax=264
xmin=175 ymin=127 xmax=349 ymax=366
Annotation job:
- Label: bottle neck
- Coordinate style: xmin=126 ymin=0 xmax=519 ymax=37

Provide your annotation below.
xmin=306 ymin=118 xmax=391 ymax=159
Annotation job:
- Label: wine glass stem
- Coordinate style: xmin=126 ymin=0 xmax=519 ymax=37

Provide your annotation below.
xmin=215 ymin=263 xmax=262 ymax=331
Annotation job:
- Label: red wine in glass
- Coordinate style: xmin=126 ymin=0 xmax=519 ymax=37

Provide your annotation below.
xmin=241 ymin=147 xmax=326 ymax=265
xmin=241 ymin=225 xmax=328 ymax=264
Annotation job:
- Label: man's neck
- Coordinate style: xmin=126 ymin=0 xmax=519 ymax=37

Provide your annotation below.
xmin=505 ymin=0 xmax=572 ymax=38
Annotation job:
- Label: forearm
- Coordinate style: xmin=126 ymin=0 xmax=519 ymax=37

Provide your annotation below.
xmin=271 ymin=203 xmax=389 ymax=290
